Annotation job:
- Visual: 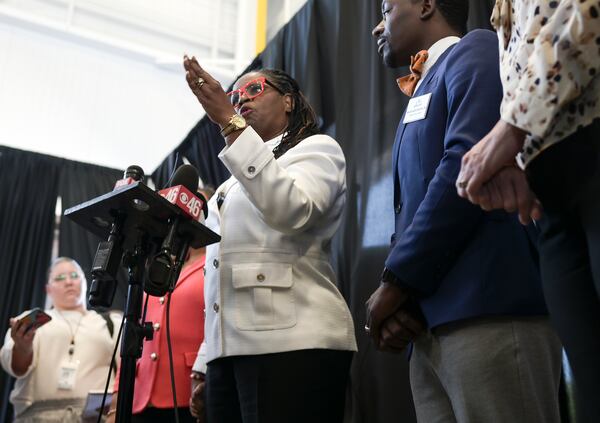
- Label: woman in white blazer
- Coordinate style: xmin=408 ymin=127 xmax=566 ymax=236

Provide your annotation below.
xmin=182 ymin=57 xmax=356 ymax=423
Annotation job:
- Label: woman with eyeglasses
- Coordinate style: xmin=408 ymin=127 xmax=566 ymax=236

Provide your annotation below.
xmin=183 ymin=57 xmax=357 ymax=423
xmin=0 ymin=257 xmax=121 ymax=422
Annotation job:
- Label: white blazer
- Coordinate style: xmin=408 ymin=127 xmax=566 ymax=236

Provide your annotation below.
xmin=193 ymin=127 xmax=357 ymax=371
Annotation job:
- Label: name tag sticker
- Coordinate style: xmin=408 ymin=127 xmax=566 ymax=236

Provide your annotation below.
xmin=403 ymin=93 xmax=432 ymax=123
xmin=57 ymin=360 xmax=79 ymax=390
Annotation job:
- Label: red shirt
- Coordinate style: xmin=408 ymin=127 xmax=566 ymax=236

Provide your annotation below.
xmin=114 ymin=255 xmax=205 ymax=411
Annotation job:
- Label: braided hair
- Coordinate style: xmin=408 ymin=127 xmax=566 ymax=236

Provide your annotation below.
xmin=257 ymin=69 xmax=320 ymax=159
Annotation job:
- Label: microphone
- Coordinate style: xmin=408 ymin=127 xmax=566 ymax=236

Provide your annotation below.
xmin=146 ymin=164 xmax=205 ymax=296
xmin=114 ymin=165 xmax=145 ymax=190
xmin=158 ymin=164 xmax=208 ymax=222
xmin=89 ymin=165 xmax=145 ymax=307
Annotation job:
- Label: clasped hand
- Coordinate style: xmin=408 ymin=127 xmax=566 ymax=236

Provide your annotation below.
xmin=365 ymin=283 xmax=425 ymax=353
xmin=456 ymin=120 xmax=542 ymax=224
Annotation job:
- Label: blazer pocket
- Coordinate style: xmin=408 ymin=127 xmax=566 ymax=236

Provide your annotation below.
xmin=231 ymin=263 xmax=297 ymax=331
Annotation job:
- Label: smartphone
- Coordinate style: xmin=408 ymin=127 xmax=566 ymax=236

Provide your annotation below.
xmin=18 ymin=308 xmax=52 ymax=331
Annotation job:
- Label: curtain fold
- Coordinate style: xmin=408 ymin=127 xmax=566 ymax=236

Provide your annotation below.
xmin=57 ymin=160 xmax=125 ymax=310
xmin=0 ymin=146 xmax=61 ymax=421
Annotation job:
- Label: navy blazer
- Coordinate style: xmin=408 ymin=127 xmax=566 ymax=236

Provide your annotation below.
xmin=385 ymin=30 xmax=547 ymax=328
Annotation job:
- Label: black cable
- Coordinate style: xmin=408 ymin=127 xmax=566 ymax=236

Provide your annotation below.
xmin=96 ymin=295 xmax=150 ymax=423
xmin=96 ymin=312 xmax=125 ymax=423
xmin=142 ymin=293 xmax=150 ymax=323
xmin=166 ymin=291 xmax=180 ymax=423
xmin=162 ymin=152 xmax=180 ymax=189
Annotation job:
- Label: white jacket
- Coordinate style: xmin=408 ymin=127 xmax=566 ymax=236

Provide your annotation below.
xmin=193 ymin=127 xmax=357 ymax=372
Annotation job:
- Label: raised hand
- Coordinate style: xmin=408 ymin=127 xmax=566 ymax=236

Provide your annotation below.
xmin=183 ymin=55 xmax=236 ymax=128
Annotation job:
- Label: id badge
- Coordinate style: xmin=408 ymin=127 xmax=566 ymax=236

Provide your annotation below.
xmin=57 ymin=360 xmax=79 ymax=390
xmin=403 ymin=93 xmax=432 ymax=123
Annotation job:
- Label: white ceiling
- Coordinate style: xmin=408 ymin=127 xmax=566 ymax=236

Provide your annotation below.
xmin=0 ymin=0 xmax=306 ymax=173
xmin=0 ymin=0 xmax=249 ymax=84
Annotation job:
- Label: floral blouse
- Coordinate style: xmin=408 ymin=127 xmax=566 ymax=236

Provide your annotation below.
xmin=492 ymin=0 xmax=600 ymax=167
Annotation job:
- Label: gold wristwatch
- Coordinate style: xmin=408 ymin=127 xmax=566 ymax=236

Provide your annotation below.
xmin=220 ymin=114 xmax=247 ymax=137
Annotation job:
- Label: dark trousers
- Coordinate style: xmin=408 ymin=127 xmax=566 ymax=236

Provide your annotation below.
xmin=205 ymin=349 xmax=353 ymax=423
xmin=131 ymin=407 xmax=196 ymax=423
xmin=526 ymin=120 xmax=600 ymax=423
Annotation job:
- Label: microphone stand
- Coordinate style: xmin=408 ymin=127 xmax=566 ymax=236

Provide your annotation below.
xmin=115 ymin=230 xmax=154 ymax=422
xmin=65 ymin=182 xmax=219 ymax=423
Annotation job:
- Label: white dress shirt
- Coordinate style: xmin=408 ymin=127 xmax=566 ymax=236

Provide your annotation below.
xmin=414 ymin=36 xmax=461 ymax=93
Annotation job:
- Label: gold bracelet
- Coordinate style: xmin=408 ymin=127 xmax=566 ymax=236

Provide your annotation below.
xmin=106 ymin=409 xmax=116 ymax=416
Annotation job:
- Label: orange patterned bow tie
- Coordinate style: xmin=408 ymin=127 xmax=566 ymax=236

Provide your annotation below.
xmin=396 ymin=50 xmax=429 ymax=97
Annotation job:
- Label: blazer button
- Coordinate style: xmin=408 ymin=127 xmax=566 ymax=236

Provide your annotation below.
xmin=153 ymin=322 xmax=160 ymax=331
xmin=394 ymin=203 xmax=403 ymax=214
xmin=256 ymin=273 xmax=265 ymax=282
xmin=213 ymin=303 xmax=220 ymax=313
xmin=213 ymin=259 xmax=219 ymax=268
xmin=150 ymin=352 xmax=158 ymax=361
xmin=247 ymin=165 xmax=256 ymax=174
xmin=159 ymin=297 xmax=165 ymax=305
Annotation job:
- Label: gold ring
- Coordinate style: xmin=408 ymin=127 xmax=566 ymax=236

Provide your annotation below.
xmin=457 ymin=181 xmax=468 ymax=189
xmin=196 ymin=77 xmax=205 ymax=88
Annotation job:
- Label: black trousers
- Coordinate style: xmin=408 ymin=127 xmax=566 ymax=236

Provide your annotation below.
xmin=131 ymin=407 xmax=196 ymax=423
xmin=526 ymin=120 xmax=600 ymax=423
xmin=205 ymin=349 xmax=353 ymax=423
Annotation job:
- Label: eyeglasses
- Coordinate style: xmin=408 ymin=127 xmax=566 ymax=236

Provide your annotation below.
xmin=52 ymin=271 xmax=80 ymax=283
xmin=226 ymin=77 xmax=284 ymax=108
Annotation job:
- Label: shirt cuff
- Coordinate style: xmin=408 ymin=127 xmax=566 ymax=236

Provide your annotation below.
xmin=218 ymin=127 xmax=274 ymax=181
xmin=192 ymin=342 xmax=207 ymax=374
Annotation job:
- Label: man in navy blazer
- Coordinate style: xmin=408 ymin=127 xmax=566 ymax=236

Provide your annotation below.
xmin=366 ymin=1 xmax=562 ymax=421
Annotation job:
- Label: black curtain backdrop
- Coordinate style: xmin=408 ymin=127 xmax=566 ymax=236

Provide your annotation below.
xmin=57 ymin=160 xmax=126 ymax=310
xmin=153 ymin=1 xmax=495 ymax=422
xmin=0 ymin=146 xmax=122 ymax=420
xmin=0 ymin=147 xmax=61 ymax=420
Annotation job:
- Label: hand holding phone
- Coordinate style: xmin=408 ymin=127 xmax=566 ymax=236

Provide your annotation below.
xmin=18 ymin=308 xmax=52 ymax=332
xmin=10 ymin=308 xmax=52 ymax=351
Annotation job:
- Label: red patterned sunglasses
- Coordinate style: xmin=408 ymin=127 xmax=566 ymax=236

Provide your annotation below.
xmin=227 ymin=77 xmax=285 ymax=108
